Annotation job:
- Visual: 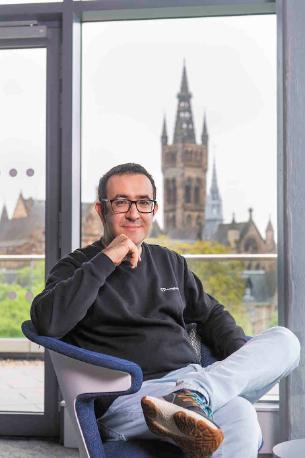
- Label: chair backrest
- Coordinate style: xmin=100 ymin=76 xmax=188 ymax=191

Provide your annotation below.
xmin=186 ymin=323 xmax=218 ymax=367
xmin=186 ymin=323 xmax=202 ymax=362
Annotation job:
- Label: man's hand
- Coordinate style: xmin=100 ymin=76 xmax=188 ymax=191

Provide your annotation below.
xmin=102 ymin=234 xmax=141 ymax=269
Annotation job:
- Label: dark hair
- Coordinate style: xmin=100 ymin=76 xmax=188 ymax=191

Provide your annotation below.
xmin=98 ymin=163 xmax=157 ymax=202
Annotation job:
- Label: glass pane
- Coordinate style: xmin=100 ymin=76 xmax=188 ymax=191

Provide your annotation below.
xmin=0 ymin=48 xmax=46 ymax=412
xmin=183 ymin=258 xmax=277 ymax=336
xmin=81 ymin=17 xmax=277 ymax=332
xmin=184 ymin=256 xmax=278 ymax=403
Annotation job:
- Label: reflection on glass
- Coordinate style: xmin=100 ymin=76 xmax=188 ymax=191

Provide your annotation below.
xmin=0 ymin=48 xmax=46 ymax=412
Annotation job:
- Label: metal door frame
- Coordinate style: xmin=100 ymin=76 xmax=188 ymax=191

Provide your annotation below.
xmin=0 ymin=18 xmax=61 ymax=436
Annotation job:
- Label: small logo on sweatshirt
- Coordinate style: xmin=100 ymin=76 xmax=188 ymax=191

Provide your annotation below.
xmin=160 ymin=286 xmax=179 ymax=292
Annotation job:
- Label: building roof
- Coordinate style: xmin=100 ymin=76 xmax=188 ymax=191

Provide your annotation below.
xmin=214 ymin=209 xmax=266 ymax=249
xmin=214 ymin=220 xmax=248 ymax=245
xmin=0 ymin=200 xmax=45 ymax=248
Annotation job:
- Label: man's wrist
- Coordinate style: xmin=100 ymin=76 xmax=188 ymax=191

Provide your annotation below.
xmin=101 ymin=248 xmax=117 ymax=265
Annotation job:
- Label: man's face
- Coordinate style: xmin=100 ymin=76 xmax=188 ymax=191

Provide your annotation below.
xmin=95 ymin=173 xmax=158 ymax=247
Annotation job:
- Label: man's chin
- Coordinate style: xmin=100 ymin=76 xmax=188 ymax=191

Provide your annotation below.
xmin=120 ymin=230 xmax=144 ymax=247
xmin=127 ymin=235 xmax=144 ymax=247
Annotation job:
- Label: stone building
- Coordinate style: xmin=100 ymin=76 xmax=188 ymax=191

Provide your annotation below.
xmin=211 ymin=209 xmax=277 ymax=333
xmin=214 ymin=208 xmax=276 ymax=254
xmin=161 ymin=63 xmax=208 ymax=240
xmin=0 ymin=193 xmax=45 ymax=255
xmin=214 ymin=208 xmax=276 ymax=266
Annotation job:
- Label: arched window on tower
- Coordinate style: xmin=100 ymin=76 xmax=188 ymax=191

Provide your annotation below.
xmin=186 ymin=214 xmax=192 ymax=227
xmin=172 ymin=178 xmax=177 ymax=205
xmin=172 ymin=214 xmax=176 ymax=228
xmin=170 ymin=152 xmax=176 ymax=166
xmin=184 ymin=177 xmax=192 ymax=203
xmin=166 ymin=179 xmax=171 ymax=205
xmin=194 ymin=178 xmax=200 ymax=204
xmin=196 ymin=215 xmax=202 ymax=240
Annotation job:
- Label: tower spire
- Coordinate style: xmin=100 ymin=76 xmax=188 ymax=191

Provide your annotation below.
xmin=180 ymin=61 xmax=189 ymax=94
xmin=210 ymin=158 xmax=220 ymax=200
xmin=161 ymin=116 xmax=168 ymax=146
xmin=266 ymin=215 xmax=274 ymax=232
xmin=203 ymin=158 xmax=223 ymax=240
xmin=0 ymin=204 xmax=9 ymax=224
xmin=173 ymin=62 xmax=196 ymax=143
xmin=201 ymin=112 xmax=208 ymax=146
xmin=265 ymin=215 xmax=276 ymax=251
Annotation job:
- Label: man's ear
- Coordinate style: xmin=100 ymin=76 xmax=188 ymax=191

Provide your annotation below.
xmin=95 ymin=202 xmax=106 ymax=222
xmin=153 ymin=202 xmax=159 ymax=216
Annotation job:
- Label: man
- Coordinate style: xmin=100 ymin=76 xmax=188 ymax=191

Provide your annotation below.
xmin=31 ymin=163 xmax=300 ymax=458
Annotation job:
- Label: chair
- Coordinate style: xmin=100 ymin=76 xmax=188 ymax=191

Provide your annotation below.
xmin=21 ymin=320 xmax=228 ymax=458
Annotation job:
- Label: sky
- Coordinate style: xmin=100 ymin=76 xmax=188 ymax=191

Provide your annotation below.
xmin=0 ymin=14 xmax=276 ymax=237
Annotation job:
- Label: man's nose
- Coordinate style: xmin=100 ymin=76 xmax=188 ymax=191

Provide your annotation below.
xmin=126 ymin=202 xmax=140 ymax=219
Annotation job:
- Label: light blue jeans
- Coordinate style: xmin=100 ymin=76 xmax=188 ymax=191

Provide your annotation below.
xmin=98 ymin=327 xmax=300 ymax=458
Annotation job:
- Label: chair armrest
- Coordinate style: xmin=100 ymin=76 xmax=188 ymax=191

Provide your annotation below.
xmin=22 ymin=320 xmax=144 ymax=458
xmin=22 ymin=320 xmax=143 ymax=392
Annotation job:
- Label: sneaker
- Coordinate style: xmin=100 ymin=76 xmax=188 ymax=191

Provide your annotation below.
xmin=141 ymin=389 xmax=224 ymax=458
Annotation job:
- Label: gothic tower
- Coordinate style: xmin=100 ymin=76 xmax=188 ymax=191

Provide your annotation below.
xmin=203 ymin=158 xmax=223 ymax=240
xmin=265 ymin=217 xmax=276 ymax=252
xmin=161 ymin=63 xmax=208 ymax=240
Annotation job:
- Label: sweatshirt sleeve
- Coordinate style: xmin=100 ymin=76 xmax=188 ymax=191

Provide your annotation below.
xmin=30 ymin=250 xmax=116 ymax=337
xmin=182 ymin=259 xmax=247 ymax=359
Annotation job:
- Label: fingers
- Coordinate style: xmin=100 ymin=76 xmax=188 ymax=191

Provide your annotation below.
xmin=126 ymin=242 xmax=140 ymax=269
xmin=102 ymin=234 xmax=141 ymax=268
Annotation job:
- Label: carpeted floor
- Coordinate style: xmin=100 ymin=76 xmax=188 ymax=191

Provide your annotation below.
xmin=0 ymin=438 xmax=273 ymax=457
xmin=0 ymin=438 xmax=78 ymax=457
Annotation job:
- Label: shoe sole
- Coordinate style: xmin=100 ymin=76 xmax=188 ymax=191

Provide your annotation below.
xmin=141 ymin=396 xmax=224 ymax=458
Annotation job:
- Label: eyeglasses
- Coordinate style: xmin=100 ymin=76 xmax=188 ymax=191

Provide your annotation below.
xmin=100 ymin=198 xmax=157 ymax=214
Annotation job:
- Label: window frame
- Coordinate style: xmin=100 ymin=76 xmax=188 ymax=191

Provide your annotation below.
xmin=0 ymin=19 xmax=61 ymax=436
xmin=1 ymin=0 xmax=304 ymax=445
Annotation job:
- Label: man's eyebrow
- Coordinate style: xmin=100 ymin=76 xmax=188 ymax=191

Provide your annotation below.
xmin=113 ymin=194 xmax=152 ymax=199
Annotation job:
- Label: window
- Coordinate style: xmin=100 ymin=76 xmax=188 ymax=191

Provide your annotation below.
xmin=81 ymin=15 xmax=276 ymax=335
xmin=0 ymin=48 xmax=46 ymax=412
xmin=184 ymin=178 xmax=192 ymax=204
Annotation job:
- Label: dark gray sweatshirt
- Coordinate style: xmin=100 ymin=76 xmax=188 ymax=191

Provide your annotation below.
xmin=31 ymin=240 xmax=247 ymax=380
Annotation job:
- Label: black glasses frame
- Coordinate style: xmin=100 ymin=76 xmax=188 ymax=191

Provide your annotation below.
xmin=100 ymin=198 xmax=157 ymax=214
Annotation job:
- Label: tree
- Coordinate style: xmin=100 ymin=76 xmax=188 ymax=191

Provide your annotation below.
xmin=0 ymin=261 xmax=45 ymax=337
